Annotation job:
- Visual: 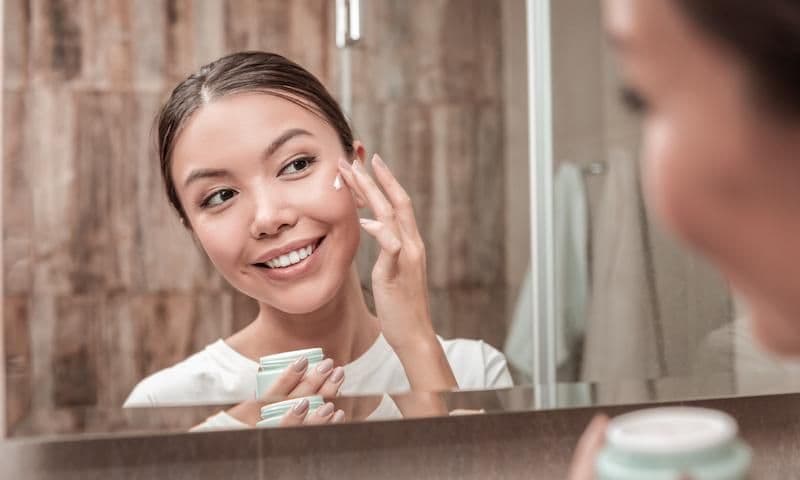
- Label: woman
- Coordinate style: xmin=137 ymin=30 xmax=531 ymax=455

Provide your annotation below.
xmin=570 ymin=0 xmax=800 ymax=477
xmin=124 ymin=51 xmax=512 ymax=427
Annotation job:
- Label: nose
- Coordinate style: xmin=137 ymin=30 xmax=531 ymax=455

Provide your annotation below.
xmin=249 ymin=187 xmax=298 ymax=239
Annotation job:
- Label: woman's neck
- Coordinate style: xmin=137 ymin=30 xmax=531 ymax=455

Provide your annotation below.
xmin=227 ymin=267 xmax=380 ymax=367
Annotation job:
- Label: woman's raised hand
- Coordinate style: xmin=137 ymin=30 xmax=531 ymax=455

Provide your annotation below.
xmin=338 ymin=154 xmax=457 ymax=391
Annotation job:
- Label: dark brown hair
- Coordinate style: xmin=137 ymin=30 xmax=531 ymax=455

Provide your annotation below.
xmin=674 ymin=0 xmax=800 ymax=118
xmin=156 ymin=51 xmax=354 ymax=225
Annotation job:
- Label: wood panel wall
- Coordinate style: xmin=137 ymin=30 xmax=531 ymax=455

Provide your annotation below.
xmin=2 ymin=0 xmax=509 ymax=436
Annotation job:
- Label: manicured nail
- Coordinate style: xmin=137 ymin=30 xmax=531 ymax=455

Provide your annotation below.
xmin=329 ymin=366 xmax=344 ymax=383
xmin=316 ymin=358 xmax=334 ymax=374
xmin=333 ymin=173 xmax=342 ymax=190
xmin=292 ymin=357 xmax=308 ymax=373
xmin=293 ymin=398 xmax=310 ymax=415
xmin=351 ymin=158 xmax=362 ymax=171
xmin=338 ymin=158 xmax=352 ymax=171
xmin=317 ymin=402 xmax=335 ymax=417
xmin=359 ymin=218 xmax=376 ymax=226
xmin=332 ymin=410 xmax=346 ymax=423
xmin=372 ymin=153 xmax=386 ymax=169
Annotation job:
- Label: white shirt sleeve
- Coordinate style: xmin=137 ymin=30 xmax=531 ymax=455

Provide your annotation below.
xmin=189 ymin=411 xmax=250 ymax=432
xmin=482 ymin=340 xmax=514 ymax=389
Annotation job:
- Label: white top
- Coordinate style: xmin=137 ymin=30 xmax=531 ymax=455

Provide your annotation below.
xmin=124 ymin=334 xmax=512 ymax=429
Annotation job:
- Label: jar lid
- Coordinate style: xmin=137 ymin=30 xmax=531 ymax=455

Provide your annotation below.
xmin=259 ymin=347 xmax=324 ymax=369
xmin=606 ymin=407 xmax=738 ymax=456
xmin=260 ymin=396 xmax=325 ymax=421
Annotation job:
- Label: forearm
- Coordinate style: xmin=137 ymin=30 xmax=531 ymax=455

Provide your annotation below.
xmin=394 ymin=335 xmax=458 ymax=392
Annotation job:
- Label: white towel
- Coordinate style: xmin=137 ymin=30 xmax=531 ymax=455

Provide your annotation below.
xmin=503 ymin=163 xmax=589 ymax=381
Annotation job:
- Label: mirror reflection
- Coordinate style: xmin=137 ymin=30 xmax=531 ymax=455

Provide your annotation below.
xmin=3 ymin=0 xmax=531 ymax=436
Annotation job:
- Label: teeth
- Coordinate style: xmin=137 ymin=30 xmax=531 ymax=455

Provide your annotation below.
xmin=262 ymin=243 xmax=316 ymax=269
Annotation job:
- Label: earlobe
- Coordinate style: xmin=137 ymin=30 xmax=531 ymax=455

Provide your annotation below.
xmin=352 ymin=140 xmax=367 ymax=164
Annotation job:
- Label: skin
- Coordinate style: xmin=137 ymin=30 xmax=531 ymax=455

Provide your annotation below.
xmin=569 ymin=0 xmax=800 ymax=477
xmin=171 ymin=92 xmax=456 ymax=426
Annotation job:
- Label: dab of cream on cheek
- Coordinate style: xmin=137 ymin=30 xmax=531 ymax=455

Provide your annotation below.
xmin=332 ymin=173 xmax=343 ymax=191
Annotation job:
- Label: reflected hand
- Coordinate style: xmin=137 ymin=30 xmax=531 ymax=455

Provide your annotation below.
xmin=337 ymin=154 xmax=436 ymax=351
xmin=338 ymin=153 xmax=457 ymax=392
xmin=567 ymin=414 xmax=608 ymax=480
xmin=226 ymin=357 xmax=345 ymax=426
xmin=278 ymin=398 xmax=346 ymax=427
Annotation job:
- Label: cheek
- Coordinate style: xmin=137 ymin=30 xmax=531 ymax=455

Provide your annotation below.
xmin=641 ymin=112 xmax=746 ymax=251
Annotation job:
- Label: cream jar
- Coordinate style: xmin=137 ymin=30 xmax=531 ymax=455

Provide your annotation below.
xmin=256 ymin=347 xmax=324 ymax=399
xmin=256 ymin=396 xmax=324 ymax=428
xmin=596 ymin=407 xmax=752 ymax=480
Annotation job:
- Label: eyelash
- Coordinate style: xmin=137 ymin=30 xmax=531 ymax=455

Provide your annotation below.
xmin=620 ymin=85 xmax=649 ymax=113
xmin=279 ymin=155 xmax=318 ymax=176
xmin=198 ymin=155 xmax=318 ymax=209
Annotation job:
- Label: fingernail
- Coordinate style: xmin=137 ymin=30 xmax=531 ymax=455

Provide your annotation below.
xmin=338 ymin=158 xmax=352 ymax=171
xmin=333 ymin=173 xmax=342 ymax=190
xmin=372 ymin=153 xmax=385 ymax=168
xmin=351 ymin=158 xmax=362 ymax=172
xmin=329 ymin=366 xmax=344 ymax=383
xmin=292 ymin=357 xmax=309 ymax=372
xmin=332 ymin=410 xmax=346 ymax=423
xmin=317 ymin=402 xmax=335 ymax=417
xmin=359 ymin=218 xmax=376 ymax=226
xmin=293 ymin=398 xmax=310 ymax=415
xmin=316 ymin=358 xmax=334 ymax=374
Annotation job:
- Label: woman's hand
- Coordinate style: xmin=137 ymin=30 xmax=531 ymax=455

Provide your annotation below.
xmin=338 ymin=154 xmax=458 ymax=392
xmin=226 ymin=357 xmax=346 ymax=426
xmin=567 ymin=414 xmax=608 ymax=480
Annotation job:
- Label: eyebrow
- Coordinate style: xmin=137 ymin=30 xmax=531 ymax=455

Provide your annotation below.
xmin=182 ymin=128 xmax=314 ymax=188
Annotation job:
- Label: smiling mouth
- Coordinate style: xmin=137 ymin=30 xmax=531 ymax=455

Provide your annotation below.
xmin=253 ymin=237 xmax=325 ymax=269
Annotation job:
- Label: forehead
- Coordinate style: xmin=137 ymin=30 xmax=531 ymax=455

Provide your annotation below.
xmin=171 ymin=92 xmax=337 ymax=167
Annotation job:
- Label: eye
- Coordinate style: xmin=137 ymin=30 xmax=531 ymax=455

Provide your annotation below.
xmin=201 ymin=188 xmax=237 ymax=208
xmin=620 ymin=85 xmax=649 ymax=113
xmin=279 ymin=156 xmax=317 ymax=176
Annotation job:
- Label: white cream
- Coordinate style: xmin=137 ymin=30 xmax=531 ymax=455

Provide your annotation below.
xmin=333 ymin=173 xmax=342 ymax=190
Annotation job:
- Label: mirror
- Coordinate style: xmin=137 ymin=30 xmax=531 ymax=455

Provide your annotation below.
xmin=2 ymin=0 xmax=532 ymax=436
xmin=5 ymin=0 xmax=798 ymax=440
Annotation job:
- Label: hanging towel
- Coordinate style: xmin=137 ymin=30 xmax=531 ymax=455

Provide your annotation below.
xmin=503 ymin=162 xmax=589 ymax=382
xmin=581 ymin=151 xmax=665 ymax=384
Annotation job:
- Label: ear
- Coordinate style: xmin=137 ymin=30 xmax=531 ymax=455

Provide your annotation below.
xmin=352 ymin=140 xmax=367 ymax=164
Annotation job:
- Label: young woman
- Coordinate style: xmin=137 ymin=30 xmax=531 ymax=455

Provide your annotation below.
xmin=124 ymin=51 xmax=512 ymax=427
xmin=570 ymin=0 xmax=800 ymax=477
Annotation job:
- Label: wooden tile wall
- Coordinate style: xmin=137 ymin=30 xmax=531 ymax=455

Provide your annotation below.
xmin=3 ymin=0 xmax=510 ymax=436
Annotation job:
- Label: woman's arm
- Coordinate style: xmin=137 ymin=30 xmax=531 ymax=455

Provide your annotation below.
xmin=338 ymin=154 xmax=458 ymax=393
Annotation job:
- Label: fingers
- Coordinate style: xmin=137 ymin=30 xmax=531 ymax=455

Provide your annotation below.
xmin=359 ymin=218 xmax=403 ymax=275
xmin=316 ymin=366 xmax=346 ymax=399
xmin=370 ymin=154 xmax=422 ymax=243
xmin=337 ymin=158 xmax=367 ymax=208
xmin=261 ymin=356 xmax=309 ymax=399
xmin=567 ymin=414 xmax=609 ymax=480
xmin=278 ymin=397 xmax=313 ymax=427
xmin=340 ymin=156 xmax=401 ymax=238
xmin=289 ymin=358 xmax=341 ymax=398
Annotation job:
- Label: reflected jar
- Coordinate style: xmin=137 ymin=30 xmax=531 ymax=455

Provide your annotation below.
xmin=256 ymin=347 xmax=324 ymax=398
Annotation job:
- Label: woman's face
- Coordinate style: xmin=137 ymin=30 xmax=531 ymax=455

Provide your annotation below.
xmin=604 ymin=0 xmax=800 ymax=353
xmin=170 ymin=92 xmax=362 ymax=314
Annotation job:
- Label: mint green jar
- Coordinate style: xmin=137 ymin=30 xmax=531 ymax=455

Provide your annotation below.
xmin=256 ymin=396 xmax=324 ymax=428
xmin=256 ymin=347 xmax=324 ymax=398
xmin=596 ymin=407 xmax=752 ymax=480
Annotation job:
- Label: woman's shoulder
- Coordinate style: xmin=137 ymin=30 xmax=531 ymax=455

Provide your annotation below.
xmin=437 ymin=337 xmax=513 ymax=390
xmin=123 ymin=340 xmax=257 ymax=407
